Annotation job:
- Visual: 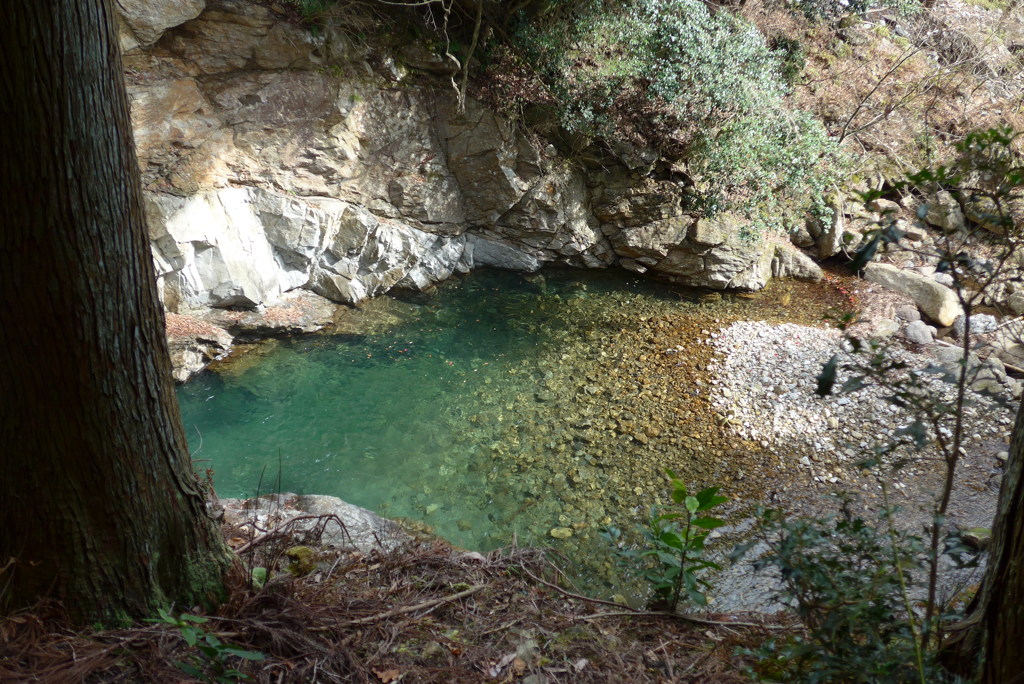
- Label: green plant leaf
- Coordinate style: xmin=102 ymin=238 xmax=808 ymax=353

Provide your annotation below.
xmin=181 ymin=626 xmax=200 ymax=647
xmin=222 ymin=647 xmax=266 ymax=661
xmin=659 ymin=530 xmax=684 ymax=550
xmin=685 ymin=496 xmax=699 ymax=514
xmin=695 ymin=487 xmax=727 ymax=510
xmin=691 ymin=516 xmax=726 ymax=530
xmin=175 ymin=661 xmax=204 ymax=678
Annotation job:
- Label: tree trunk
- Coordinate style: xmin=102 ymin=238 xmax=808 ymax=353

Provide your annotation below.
xmin=973 ymin=399 xmax=1024 ymax=683
xmin=0 ymin=1 xmax=232 ymax=623
xmin=945 ymin=398 xmax=1024 ymax=681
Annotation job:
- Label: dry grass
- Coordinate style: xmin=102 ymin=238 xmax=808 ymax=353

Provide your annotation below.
xmin=741 ymin=0 xmax=1024 ymax=176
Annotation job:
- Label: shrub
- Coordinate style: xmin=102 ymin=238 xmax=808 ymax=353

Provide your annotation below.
xmin=603 ymin=471 xmax=726 ymax=611
xmin=513 ymin=0 xmax=843 ymax=225
xmin=738 ymin=502 xmax=953 ymax=683
xmin=789 ymin=0 xmax=922 ymax=21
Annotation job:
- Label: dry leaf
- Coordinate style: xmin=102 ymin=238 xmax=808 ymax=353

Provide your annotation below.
xmin=372 ymin=667 xmax=402 ymax=683
xmin=512 ymin=657 xmax=526 ymax=675
xmin=488 ymin=652 xmax=518 ymax=677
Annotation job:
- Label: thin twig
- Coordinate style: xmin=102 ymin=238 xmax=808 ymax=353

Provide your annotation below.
xmin=327 ymin=584 xmax=485 ymax=628
xmin=234 ymin=515 xmax=346 ymax=555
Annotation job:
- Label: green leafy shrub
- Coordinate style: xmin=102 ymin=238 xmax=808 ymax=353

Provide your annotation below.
xmin=737 ymin=503 xmax=949 ymax=683
xmin=604 ymin=470 xmax=726 ymax=611
xmin=514 ymin=0 xmax=842 ymax=223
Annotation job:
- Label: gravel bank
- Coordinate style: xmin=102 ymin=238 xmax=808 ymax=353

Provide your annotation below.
xmin=704 ymin=320 xmax=1016 ymax=612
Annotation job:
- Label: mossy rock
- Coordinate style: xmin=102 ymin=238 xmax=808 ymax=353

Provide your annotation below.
xmin=285 ymin=546 xmax=317 ymax=576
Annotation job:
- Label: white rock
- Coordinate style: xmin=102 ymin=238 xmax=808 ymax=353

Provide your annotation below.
xmin=863 ymin=262 xmax=962 ymax=327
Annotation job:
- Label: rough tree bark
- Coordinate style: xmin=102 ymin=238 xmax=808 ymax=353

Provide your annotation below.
xmin=969 ymin=399 xmax=1024 ymax=683
xmin=0 ymin=1 xmax=232 ymax=622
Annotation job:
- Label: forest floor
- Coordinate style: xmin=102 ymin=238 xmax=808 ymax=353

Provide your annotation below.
xmin=0 ymin=527 xmax=791 ymax=683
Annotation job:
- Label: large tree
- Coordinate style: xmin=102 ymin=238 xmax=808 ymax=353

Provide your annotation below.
xmin=971 ymin=401 xmax=1024 ymax=682
xmin=0 ymin=1 xmax=232 ymax=622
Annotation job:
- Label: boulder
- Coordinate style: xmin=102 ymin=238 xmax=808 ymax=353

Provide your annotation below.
xmin=953 ymin=313 xmax=998 ymax=339
xmin=923 ymin=191 xmax=966 ymax=233
xmin=220 ymin=493 xmax=409 ymax=553
xmin=896 ymin=305 xmax=921 ymax=322
xmin=863 ymin=262 xmax=962 ymax=326
xmin=963 ymin=196 xmax=1014 ymax=234
xmin=816 ymin=194 xmax=845 ymax=258
xmin=655 ymin=214 xmax=775 ymax=290
xmin=165 ymin=313 xmax=232 ymax=382
xmin=772 ymin=244 xmax=823 ymax=282
xmin=904 ymin=320 xmax=936 ymax=345
xmin=1007 ymin=292 xmax=1024 ymax=315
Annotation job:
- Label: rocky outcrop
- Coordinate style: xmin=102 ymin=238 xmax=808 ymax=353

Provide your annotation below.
xmin=124 ymin=0 xmax=820 ymax=330
xmin=116 ymin=0 xmax=205 ymax=50
xmin=165 ymin=313 xmax=232 ymax=383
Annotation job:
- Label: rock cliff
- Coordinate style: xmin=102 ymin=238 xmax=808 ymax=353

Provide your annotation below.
xmin=124 ymin=0 xmax=820 ymax=323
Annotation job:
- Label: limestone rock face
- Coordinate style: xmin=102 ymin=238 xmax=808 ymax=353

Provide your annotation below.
xmin=863 ymin=262 xmax=962 ymax=327
xmin=116 ymin=0 xmax=205 ymax=48
xmin=149 ymin=187 xmax=472 ymax=311
xmin=128 ymin=0 xmax=811 ymax=318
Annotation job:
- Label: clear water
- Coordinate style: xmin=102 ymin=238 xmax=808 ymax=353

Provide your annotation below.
xmin=178 ymin=268 xmax=699 ymax=555
xmin=177 ymin=266 xmax=851 ymax=594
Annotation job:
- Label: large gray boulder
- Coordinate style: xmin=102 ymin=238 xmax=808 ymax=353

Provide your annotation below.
xmin=221 ymin=493 xmax=409 ymax=553
xmin=773 ymin=244 xmax=823 ymax=281
xmin=653 ymin=214 xmax=776 ymax=290
xmin=863 ymin=262 xmax=962 ymax=327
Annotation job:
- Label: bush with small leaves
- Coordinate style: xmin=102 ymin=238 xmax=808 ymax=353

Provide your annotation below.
xmin=514 ymin=0 xmax=843 ymax=226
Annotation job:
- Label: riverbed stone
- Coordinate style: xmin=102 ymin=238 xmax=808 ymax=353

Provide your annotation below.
xmin=896 ymin=305 xmax=922 ymax=322
xmin=863 ymin=262 xmax=962 ymax=326
xmin=924 ymin=190 xmax=966 ymax=232
xmin=953 ymin=313 xmax=998 ymax=339
xmin=904 ymin=320 xmax=936 ymax=345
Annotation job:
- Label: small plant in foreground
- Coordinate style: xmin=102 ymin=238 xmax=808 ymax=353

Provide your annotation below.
xmin=604 ymin=471 xmax=726 ymax=611
xmin=147 ymin=607 xmax=265 ymax=683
